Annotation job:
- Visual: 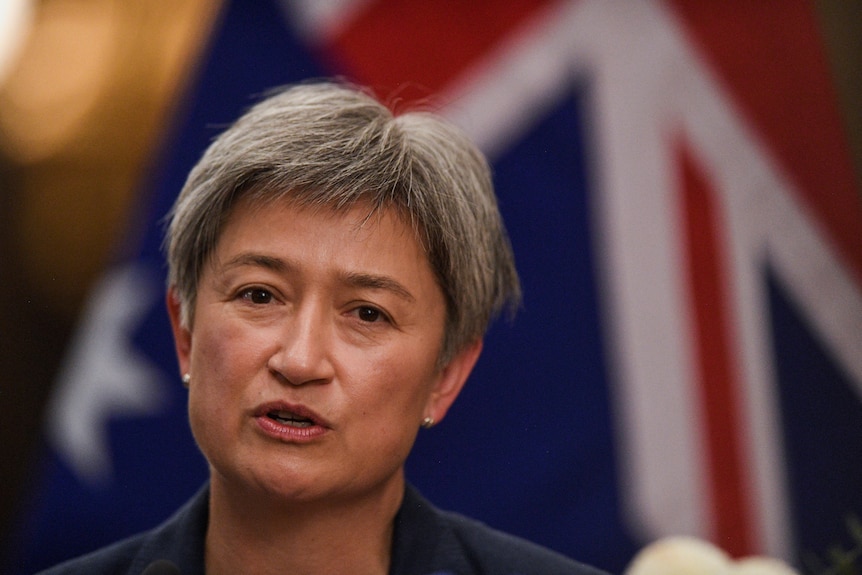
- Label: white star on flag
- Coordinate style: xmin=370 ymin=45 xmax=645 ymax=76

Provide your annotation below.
xmin=46 ymin=262 xmax=169 ymax=486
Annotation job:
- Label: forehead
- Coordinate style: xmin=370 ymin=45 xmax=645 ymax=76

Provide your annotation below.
xmin=211 ymin=196 xmax=437 ymax=291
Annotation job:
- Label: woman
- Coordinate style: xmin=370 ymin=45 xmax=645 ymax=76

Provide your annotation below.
xmin=40 ymin=81 xmax=609 ymax=575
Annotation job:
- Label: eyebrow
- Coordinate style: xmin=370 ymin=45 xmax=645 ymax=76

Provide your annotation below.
xmin=221 ymin=252 xmax=416 ymax=303
xmin=340 ymin=272 xmax=416 ymax=303
xmin=222 ymin=253 xmax=291 ymax=274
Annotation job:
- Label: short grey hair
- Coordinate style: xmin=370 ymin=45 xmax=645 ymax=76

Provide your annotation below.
xmin=165 ymin=80 xmax=521 ymax=364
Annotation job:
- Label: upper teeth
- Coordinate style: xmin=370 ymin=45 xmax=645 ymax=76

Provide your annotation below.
xmin=270 ymin=411 xmax=312 ymax=427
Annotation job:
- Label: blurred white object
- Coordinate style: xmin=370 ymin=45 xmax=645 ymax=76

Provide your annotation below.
xmin=626 ymin=537 xmax=799 ymax=575
xmin=734 ymin=557 xmax=800 ymax=575
xmin=626 ymin=537 xmax=731 ymax=575
xmin=0 ymin=0 xmax=33 ymax=85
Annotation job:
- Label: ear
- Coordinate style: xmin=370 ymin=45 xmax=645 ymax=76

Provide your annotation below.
xmin=423 ymin=339 xmax=483 ymax=424
xmin=166 ymin=287 xmax=192 ymax=378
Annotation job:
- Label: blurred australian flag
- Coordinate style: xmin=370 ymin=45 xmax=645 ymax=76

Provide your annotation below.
xmin=4 ymin=1 xmax=862 ymax=573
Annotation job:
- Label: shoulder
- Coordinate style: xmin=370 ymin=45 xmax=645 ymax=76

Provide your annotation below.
xmin=34 ymin=534 xmax=146 ymax=575
xmin=441 ymin=508 xmax=610 ymax=575
xmin=393 ymin=484 xmax=611 ymax=575
xmin=34 ymin=485 xmax=209 ymax=575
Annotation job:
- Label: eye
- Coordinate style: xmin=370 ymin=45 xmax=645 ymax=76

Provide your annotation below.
xmin=238 ymin=287 xmax=274 ymax=304
xmin=354 ymin=306 xmax=386 ymax=323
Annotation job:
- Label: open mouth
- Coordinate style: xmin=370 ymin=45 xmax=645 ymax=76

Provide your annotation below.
xmin=267 ymin=410 xmax=315 ymax=428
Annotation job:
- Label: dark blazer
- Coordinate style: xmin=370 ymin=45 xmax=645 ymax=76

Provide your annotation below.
xmin=37 ymin=483 xmax=610 ymax=575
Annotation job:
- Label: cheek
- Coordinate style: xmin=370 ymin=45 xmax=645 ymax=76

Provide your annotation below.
xmin=361 ymin=351 xmax=440 ymax=467
xmin=357 ymin=346 xmax=440 ymax=415
xmin=186 ymin=323 xmax=266 ymax=440
xmin=190 ymin=317 xmax=268 ymax=382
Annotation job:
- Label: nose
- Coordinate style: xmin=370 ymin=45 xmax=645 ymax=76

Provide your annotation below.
xmin=266 ymin=302 xmax=335 ymax=386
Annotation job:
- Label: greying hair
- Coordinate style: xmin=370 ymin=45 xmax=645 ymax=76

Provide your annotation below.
xmin=165 ymin=81 xmax=521 ymax=363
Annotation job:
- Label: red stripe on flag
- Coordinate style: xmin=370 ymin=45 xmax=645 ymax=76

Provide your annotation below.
xmin=680 ymin=144 xmax=757 ymax=556
xmin=669 ymin=0 xmax=862 ymax=283
xmin=322 ymin=0 xmax=556 ymax=105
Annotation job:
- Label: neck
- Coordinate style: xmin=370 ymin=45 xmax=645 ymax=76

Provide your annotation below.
xmin=204 ymin=472 xmax=404 ymax=575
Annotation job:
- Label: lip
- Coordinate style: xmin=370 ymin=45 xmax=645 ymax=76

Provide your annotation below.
xmin=253 ymin=401 xmax=331 ymax=442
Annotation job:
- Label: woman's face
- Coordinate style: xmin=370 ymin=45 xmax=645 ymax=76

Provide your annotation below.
xmin=168 ymin=197 xmax=480 ymax=505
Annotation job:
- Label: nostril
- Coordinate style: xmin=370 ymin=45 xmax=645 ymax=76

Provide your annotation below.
xmin=267 ymin=357 xmax=333 ymax=387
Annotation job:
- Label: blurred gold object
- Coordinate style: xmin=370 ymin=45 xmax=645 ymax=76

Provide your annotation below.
xmin=0 ymin=0 xmax=222 ymax=548
xmin=0 ymin=0 xmax=222 ymax=315
xmin=0 ymin=0 xmax=34 ymax=85
xmin=0 ymin=1 xmax=115 ymax=163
